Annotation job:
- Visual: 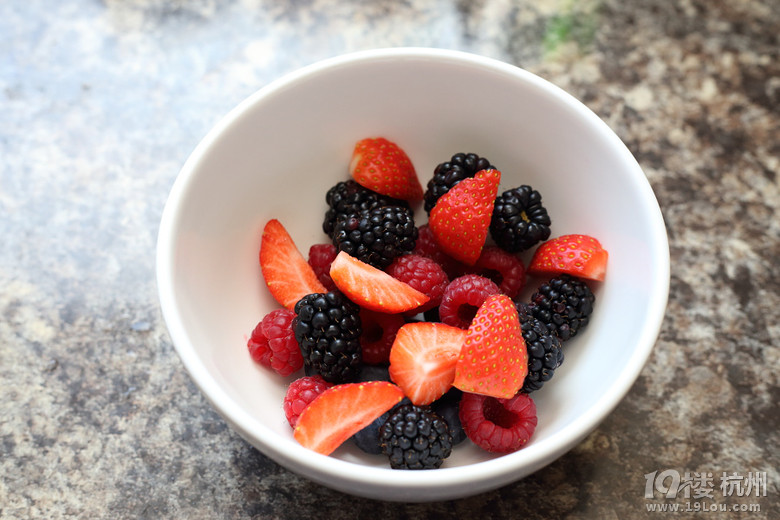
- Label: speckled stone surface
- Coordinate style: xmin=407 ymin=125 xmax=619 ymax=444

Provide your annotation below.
xmin=1 ymin=0 xmax=778 ymax=518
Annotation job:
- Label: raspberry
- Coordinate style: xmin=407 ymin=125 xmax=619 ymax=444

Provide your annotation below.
xmin=438 ymin=274 xmax=501 ymax=329
xmin=386 ymin=254 xmax=449 ymax=314
xmin=283 ymin=375 xmax=332 ymax=428
xmin=247 ymin=309 xmax=303 ymax=376
xmin=465 ymin=246 xmax=526 ymax=299
xmin=412 ymin=224 xmax=467 ymax=279
xmin=459 ymin=392 xmax=537 ymax=453
xmin=359 ymin=309 xmax=405 ymax=365
xmin=307 ymin=243 xmax=338 ymax=292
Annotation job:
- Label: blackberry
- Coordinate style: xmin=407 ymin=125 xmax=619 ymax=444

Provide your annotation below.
xmin=323 ymin=180 xmax=409 ymax=238
xmin=423 ymin=152 xmax=495 ymax=213
xmin=379 ymin=404 xmax=453 ymax=469
xmin=490 ymin=185 xmax=551 ymax=252
xmin=517 ymin=310 xmax=564 ymax=393
xmin=526 ymin=274 xmax=595 ymax=341
xmin=293 ymin=292 xmax=362 ymax=384
xmin=332 ymin=205 xmax=417 ymax=269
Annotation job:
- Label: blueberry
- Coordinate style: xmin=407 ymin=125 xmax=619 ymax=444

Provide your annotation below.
xmin=352 ymin=398 xmax=410 ymax=454
xmin=431 ymin=388 xmax=467 ymax=445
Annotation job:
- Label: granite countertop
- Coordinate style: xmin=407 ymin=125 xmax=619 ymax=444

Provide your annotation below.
xmin=2 ymin=0 xmax=777 ymax=518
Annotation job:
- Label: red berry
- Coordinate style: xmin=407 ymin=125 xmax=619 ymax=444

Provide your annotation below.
xmin=413 ymin=224 xmax=468 ymax=279
xmin=360 ymin=309 xmax=405 ymax=365
xmin=465 ymin=246 xmax=526 ymax=299
xmin=329 ymin=251 xmax=430 ymax=314
xmin=527 ymin=234 xmax=608 ymax=282
xmin=386 ymin=254 xmax=449 ymax=315
xmin=283 ymin=375 xmax=333 ymax=428
xmin=429 ymin=168 xmax=501 ymax=265
xmin=260 ymin=219 xmax=327 ymax=310
xmin=452 ymin=294 xmax=528 ymax=398
xmin=293 ymin=381 xmax=405 ymax=455
xmin=308 ymin=243 xmax=339 ymax=292
xmin=247 ymin=309 xmax=303 ymax=377
xmin=349 ymin=137 xmax=423 ymax=201
xmin=389 ymin=322 xmax=467 ymax=406
xmin=459 ymin=392 xmax=537 ymax=453
xmin=438 ymin=274 xmax=501 ymax=329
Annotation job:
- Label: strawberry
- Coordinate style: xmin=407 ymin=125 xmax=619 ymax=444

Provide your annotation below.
xmin=428 ymin=168 xmax=501 ymax=266
xmin=328 ymin=251 xmax=430 ymax=314
xmin=452 ymin=293 xmax=528 ymax=399
xmin=259 ymin=219 xmax=327 ymax=310
xmin=527 ymin=234 xmax=608 ymax=282
xmin=349 ymin=137 xmax=423 ymax=201
xmin=293 ymin=381 xmax=404 ymax=455
xmin=388 ymin=322 xmax=468 ymax=406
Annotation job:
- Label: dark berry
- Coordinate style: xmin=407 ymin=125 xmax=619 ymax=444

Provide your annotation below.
xmin=247 ymin=309 xmax=303 ymax=376
xmin=517 ymin=310 xmax=564 ymax=393
xmin=459 ymin=392 xmax=537 ymax=453
xmin=466 ymin=246 xmax=526 ymax=299
xmin=332 ymin=205 xmax=417 ymax=269
xmin=490 ymin=185 xmax=551 ymax=252
xmin=386 ymin=254 xmax=449 ymax=314
xmin=424 ymin=152 xmax=495 ymax=214
xmin=431 ymin=388 xmax=467 ymax=445
xmin=359 ymin=309 xmax=405 ymax=365
xmin=293 ymin=292 xmax=363 ymax=383
xmin=355 ymin=364 xmax=391 ymax=383
xmin=526 ymin=274 xmax=595 ymax=341
xmin=438 ymin=274 xmax=501 ymax=329
xmin=323 ymin=180 xmax=409 ymax=238
xmin=380 ymin=404 xmax=453 ymax=469
xmin=352 ymin=398 xmax=411 ymax=455
xmin=283 ymin=375 xmax=332 ymax=428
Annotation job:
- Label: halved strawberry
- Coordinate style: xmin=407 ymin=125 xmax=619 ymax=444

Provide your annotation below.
xmin=260 ymin=219 xmax=327 ymax=310
xmin=429 ymin=168 xmax=501 ymax=266
xmin=349 ymin=137 xmax=423 ymax=201
xmin=293 ymin=381 xmax=404 ymax=455
xmin=452 ymin=293 xmax=528 ymax=399
xmin=527 ymin=234 xmax=608 ymax=282
xmin=328 ymin=251 xmax=429 ymax=314
xmin=388 ymin=322 xmax=468 ymax=406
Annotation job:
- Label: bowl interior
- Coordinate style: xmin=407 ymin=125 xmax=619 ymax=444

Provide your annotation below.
xmin=157 ymin=48 xmax=669 ymax=501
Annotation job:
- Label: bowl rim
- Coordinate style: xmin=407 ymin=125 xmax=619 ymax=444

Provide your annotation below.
xmin=156 ymin=47 xmax=670 ymax=497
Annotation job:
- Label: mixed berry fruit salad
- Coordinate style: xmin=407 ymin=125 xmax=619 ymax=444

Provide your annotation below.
xmin=248 ymin=137 xmax=608 ymax=470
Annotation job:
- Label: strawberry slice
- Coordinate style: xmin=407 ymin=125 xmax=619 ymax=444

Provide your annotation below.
xmin=429 ymin=168 xmax=501 ymax=266
xmin=260 ymin=219 xmax=327 ymax=310
xmin=349 ymin=137 xmax=423 ymax=201
xmin=389 ymin=322 xmax=468 ymax=406
xmin=452 ymin=293 xmax=528 ymax=399
xmin=527 ymin=234 xmax=608 ymax=282
xmin=293 ymin=381 xmax=404 ymax=455
xmin=328 ymin=251 xmax=430 ymax=314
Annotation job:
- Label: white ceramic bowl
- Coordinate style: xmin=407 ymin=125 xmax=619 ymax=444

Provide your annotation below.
xmin=157 ymin=48 xmax=669 ymax=502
